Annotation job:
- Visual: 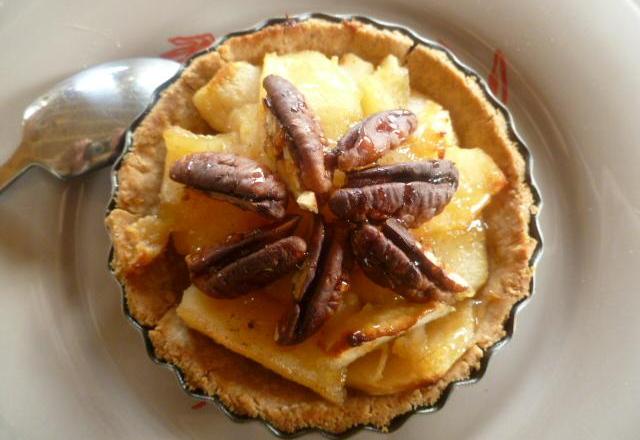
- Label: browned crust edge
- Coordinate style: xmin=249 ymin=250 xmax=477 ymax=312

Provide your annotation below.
xmin=105 ymin=18 xmax=537 ymax=434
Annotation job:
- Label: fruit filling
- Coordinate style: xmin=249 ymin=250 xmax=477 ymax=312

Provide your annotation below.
xmin=149 ymin=50 xmax=506 ymax=403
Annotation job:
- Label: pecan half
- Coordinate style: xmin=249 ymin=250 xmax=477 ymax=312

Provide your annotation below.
xmin=351 ymin=219 xmax=468 ymax=302
xmin=335 ymin=109 xmax=417 ymax=171
xmin=381 ymin=218 xmax=468 ymax=293
xmin=329 ymin=160 xmax=459 ymax=228
xmin=170 ymin=152 xmax=288 ymax=219
xmin=276 ymin=217 xmax=350 ymax=345
xmin=186 ymin=216 xmax=306 ymax=298
xmin=263 ymin=74 xmax=332 ymax=195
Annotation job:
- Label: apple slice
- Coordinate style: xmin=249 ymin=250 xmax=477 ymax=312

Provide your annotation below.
xmin=418 ymin=225 xmax=489 ymax=294
xmin=178 ymin=286 xmax=452 ymax=403
xmin=177 ymin=286 xmax=348 ymax=403
xmin=339 ymin=53 xmax=374 ymax=81
xmin=193 ymin=61 xmax=261 ymax=133
xmin=360 ymin=55 xmax=410 ymax=115
xmin=407 ymin=92 xmax=458 ymax=158
xmin=346 ymin=300 xmax=475 ymax=395
xmin=318 ymin=301 xmax=453 ymax=361
xmin=167 ymin=190 xmax=269 ymax=256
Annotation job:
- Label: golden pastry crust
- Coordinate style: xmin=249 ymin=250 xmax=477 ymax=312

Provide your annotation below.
xmin=106 ymin=18 xmax=537 ymax=433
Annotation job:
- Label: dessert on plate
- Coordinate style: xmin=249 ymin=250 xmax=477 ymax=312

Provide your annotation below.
xmin=106 ymin=16 xmax=537 ymax=434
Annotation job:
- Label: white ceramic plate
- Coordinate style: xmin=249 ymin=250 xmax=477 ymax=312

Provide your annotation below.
xmin=1 ymin=1 xmax=639 ymax=439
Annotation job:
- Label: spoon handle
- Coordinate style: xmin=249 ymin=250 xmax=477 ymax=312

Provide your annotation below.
xmin=0 ymin=143 xmax=33 ymax=193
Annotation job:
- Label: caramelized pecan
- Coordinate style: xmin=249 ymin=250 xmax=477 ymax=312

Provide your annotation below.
xmin=186 ymin=216 xmax=306 ymax=298
xmin=329 ymin=160 xmax=459 ymax=228
xmin=345 ymin=160 xmax=459 ymax=187
xmin=170 ymin=152 xmax=288 ymax=219
xmin=351 ymin=219 xmax=468 ymax=302
xmin=263 ymin=74 xmax=332 ymax=194
xmin=276 ymin=218 xmax=350 ymax=345
xmin=381 ymin=218 xmax=468 ymax=293
xmin=290 ymin=216 xmax=326 ymax=303
xmin=335 ymin=109 xmax=417 ymax=171
xmin=351 ymin=224 xmax=435 ymax=301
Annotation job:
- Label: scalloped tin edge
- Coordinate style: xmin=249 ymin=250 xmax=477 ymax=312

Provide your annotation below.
xmin=106 ymin=12 xmax=543 ymax=439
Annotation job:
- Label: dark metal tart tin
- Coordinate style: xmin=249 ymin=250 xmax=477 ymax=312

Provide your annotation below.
xmin=107 ymin=12 xmax=543 ymax=438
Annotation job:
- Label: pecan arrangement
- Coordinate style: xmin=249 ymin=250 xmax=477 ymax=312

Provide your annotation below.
xmin=169 ymin=75 xmax=464 ymax=344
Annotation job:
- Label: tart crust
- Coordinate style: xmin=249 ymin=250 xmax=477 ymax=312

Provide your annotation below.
xmin=106 ymin=18 xmax=537 ymax=433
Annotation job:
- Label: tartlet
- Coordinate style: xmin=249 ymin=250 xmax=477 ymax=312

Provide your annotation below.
xmin=106 ymin=14 xmax=539 ymax=435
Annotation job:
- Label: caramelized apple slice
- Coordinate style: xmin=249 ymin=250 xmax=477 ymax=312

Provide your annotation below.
xmin=168 ymin=190 xmax=270 ymax=256
xmin=407 ymin=92 xmax=458 ymax=157
xmin=345 ymin=344 xmax=389 ymax=386
xmin=339 ymin=53 xmax=374 ymax=81
xmin=227 ymin=103 xmax=266 ymax=156
xmin=177 ymin=286 xmax=348 ymax=403
xmin=419 ymin=225 xmax=489 ymax=294
xmin=193 ymin=61 xmax=261 ymax=133
xmin=360 ymin=55 xmax=410 ymax=116
xmin=392 ymin=299 xmax=476 ymax=377
xmin=177 ymin=285 xmax=452 ymax=403
xmin=318 ymin=301 xmax=453 ymax=360
xmin=346 ymin=300 xmax=475 ymax=395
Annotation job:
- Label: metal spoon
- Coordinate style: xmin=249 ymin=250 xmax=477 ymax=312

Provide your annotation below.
xmin=0 ymin=58 xmax=181 ymax=193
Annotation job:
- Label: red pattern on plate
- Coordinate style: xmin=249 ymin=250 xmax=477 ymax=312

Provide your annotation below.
xmin=191 ymin=401 xmax=208 ymax=410
xmin=488 ymin=49 xmax=509 ymax=104
xmin=161 ymin=33 xmax=215 ymax=63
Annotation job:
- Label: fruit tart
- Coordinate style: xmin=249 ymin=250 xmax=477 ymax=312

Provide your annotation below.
xmin=106 ymin=15 xmax=539 ymax=435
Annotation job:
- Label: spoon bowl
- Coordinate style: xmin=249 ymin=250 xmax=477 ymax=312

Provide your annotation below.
xmin=0 ymin=57 xmax=181 ymax=192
